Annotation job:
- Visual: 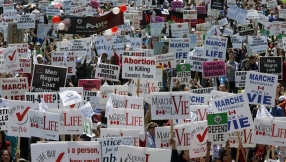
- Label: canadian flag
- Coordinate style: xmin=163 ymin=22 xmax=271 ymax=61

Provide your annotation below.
xmin=228 ymin=110 xmax=236 ymax=115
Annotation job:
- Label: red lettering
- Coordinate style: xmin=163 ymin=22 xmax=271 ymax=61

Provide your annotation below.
xmin=63 ymin=113 xmax=82 ymax=126
xmin=43 ymin=115 xmax=58 ymax=131
xmin=174 ymin=128 xmax=190 ymax=146
xmin=125 ymin=113 xmax=143 ymax=126
xmin=171 ymin=96 xmax=189 ymax=115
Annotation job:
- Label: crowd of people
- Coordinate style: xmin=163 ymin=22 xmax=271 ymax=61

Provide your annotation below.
xmin=0 ymin=0 xmax=284 ymax=161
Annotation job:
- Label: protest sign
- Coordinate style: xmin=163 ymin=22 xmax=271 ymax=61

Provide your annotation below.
xmin=68 ymin=141 xmax=101 ymax=162
xmin=59 ymin=87 xmax=84 ymax=109
xmin=211 ymin=0 xmax=223 ymax=10
xmin=189 ymin=94 xmax=211 ymax=105
xmin=31 ymin=64 xmax=67 ymax=92
xmin=100 ymin=86 xmax=114 ymax=104
xmin=0 ymin=50 xmax=4 ymax=73
xmin=48 ymin=109 xmax=83 ymax=134
xmin=150 ymin=23 xmax=169 ymax=36
xmin=259 ymin=57 xmax=283 ymax=80
xmin=202 ymin=60 xmax=226 ymax=78
xmin=107 ymin=108 xmax=144 ymax=134
xmin=238 ymin=24 xmax=254 ymax=36
xmin=123 ymin=51 xmax=145 ymax=57
xmin=183 ymin=10 xmax=197 ymax=19
xmin=0 ymin=108 xmax=8 ymax=130
xmin=247 ymin=10 xmax=260 ymax=19
xmin=31 ymin=142 xmax=69 ymax=162
xmin=235 ymin=71 xmax=247 ymax=87
xmin=17 ymin=14 xmax=36 ymax=29
xmin=78 ymin=79 xmax=101 ymax=91
xmin=15 ymin=58 xmax=31 ymax=73
xmin=231 ymin=35 xmax=242 ymax=49
xmin=187 ymin=55 xmax=212 ymax=72
xmin=190 ymin=105 xmax=210 ymax=121
xmin=8 ymin=100 xmax=31 ymax=137
xmin=244 ymin=71 xmax=278 ymax=106
xmin=122 ymin=56 xmax=156 ymax=79
xmin=210 ymin=93 xmax=254 ymax=132
xmin=208 ymin=112 xmax=228 ymax=144
xmin=155 ymin=124 xmax=192 ymax=150
xmin=228 ymin=129 xmax=255 ymax=147
xmin=25 ymin=92 xmax=59 ymax=110
xmin=100 ymin=128 xmax=140 ymax=146
xmin=189 ymin=87 xmax=217 ymax=94
xmin=248 ymin=36 xmax=268 ymax=54
xmin=95 ymin=63 xmax=120 ymax=81
xmin=267 ymin=0 xmax=277 ymax=8
xmin=176 ymin=64 xmax=191 ymax=85
xmin=37 ymin=24 xmax=55 ymax=38
xmin=28 ymin=109 xmax=60 ymax=140
xmin=171 ymin=1 xmax=183 ymax=8
xmin=52 ymin=51 xmax=75 ymax=75
xmin=227 ymin=5 xmax=248 ymax=22
xmin=279 ymin=9 xmax=286 ymax=18
xmin=151 ymin=92 xmax=189 ymax=120
xmin=170 ymin=23 xmax=189 ymax=38
xmin=190 ymin=121 xmax=212 ymax=158
xmin=0 ymin=77 xmax=28 ymax=101
xmin=98 ymin=137 xmax=134 ymax=162
xmin=156 ymin=53 xmax=176 ymax=69
xmin=3 ymin=47 xmax=20 ymax=72
xmin=118 ymin=145 xmax=172 ymax=162
xmin=203 ymin=36 xmax=227 ymax=60
xmin=258 ymin=14 xmax=269 ymax=26
xmin=8 ymin=43 xmax=29 ymax=58
xmin=169 ymin=38 xmax=190 ymax=60
xmin=218 ymin=18 xmax=228 ymax=27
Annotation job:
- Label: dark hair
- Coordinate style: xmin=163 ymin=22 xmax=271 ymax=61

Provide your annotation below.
xmin=100 ymin=109 xmax=107 ymax=124
xmin=0 ymin=150 xmax=11 ymax=162
xmin=0 ymin=131 xmax=6 ymax=148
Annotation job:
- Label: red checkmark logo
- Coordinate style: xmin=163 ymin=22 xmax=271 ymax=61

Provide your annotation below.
xmin=16 ymin=107 xmax=30 ymax=122
xmin=56 ymin=152 xmax=65 ymax=162
xmin=196 ymin=128 xmax=208 ymax=143
xmin=8 ymin=50 xmax=16 ymax=62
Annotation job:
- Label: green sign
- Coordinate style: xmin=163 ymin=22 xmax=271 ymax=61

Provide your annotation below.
xmin=207 ymin=112 xmax=228 ymax=144
xmin=260 ymin=29 xmax=270 ymax=36
xmin=176 ymin=64 xmax=190 ymax=72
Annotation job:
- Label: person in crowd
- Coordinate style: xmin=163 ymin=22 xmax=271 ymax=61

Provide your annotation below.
xmin=145 ymin=122 xmax=157 ymax=148
xmin=226 ymin=50 xmax=238 ymax=93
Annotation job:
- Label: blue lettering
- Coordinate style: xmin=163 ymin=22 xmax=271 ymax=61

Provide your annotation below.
xmin=176 ymin=52 xmax=187 ymax=59
xmin=206 ymin=50 xmax=223 ymax=59
xmin=190 ymin=96 xmax=204 ymax=103
xmin=247 ymin=93 xmax=272 ymax=105
xmin=214 ymin=96 xmax=244 ymax=107
xmin=249 ymin=73 xmax=275 ymax=83
xmin=239 ymin=117 xmax=250 ymax=128
xmin=228 ymin=119 xmax=239 ymax=131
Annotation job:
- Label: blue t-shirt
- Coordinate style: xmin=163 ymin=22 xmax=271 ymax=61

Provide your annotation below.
xmin=270 ymin=106 xmax=284 ymax=117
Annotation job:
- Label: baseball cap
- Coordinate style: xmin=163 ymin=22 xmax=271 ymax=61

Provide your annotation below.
xmin=279 ymin=95 xmax=286 ymax=102
xmin=75 ymin=59 xmax=81 ymax=64
xmin=36 ymin=42 xmax=41 ymax=46
xmin=37 ymin=54 xmax=42 ymax=58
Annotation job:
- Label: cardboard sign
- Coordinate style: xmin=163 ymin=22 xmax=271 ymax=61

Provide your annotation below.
xmin=208 ymin=112 xmax=228 ymax=144
xmin=228 ymin=129 xmax=255 ymax=147
xmin=8 ymin=43 xmax=29 ymax=58
xmin=78 ymin=79 xmax=101 ymax=91
xmin=176 ymin=64 xmax=191 ymax=85
xmin=68 ymin=141 xmax=101 ymax=162
xmin=31 ymin=142 xmax=69 ymax=162
xmin=183 ymin=10 xmax=197 ymax=19
xmin=25 ymin=92 xmax=59 ymax=110
xmin=189 ymin=87 xmax=217 ymax=94
xmin=17 ymin=14 xmax=36 ymax=29
xmin=170 ymin=23 xmax=189 ymax=38
xmin=189 ymin=93 xmax=211 ymax=105
xmin=31 ymin=64 xmax=67 ymax=92
xmin=28 ymin=109 xmax=60 ymax=140
xmin=107 ymin=108 xmax=144 ymax=134
xmin=203 ymin=36 xmax=227 ymax=60
xmin=150 ymin=23 xmax=169 ymax=37
xmin=97 ymin=137 xmax=134 ymax=162
xmin=122 ymin=56 xmax=156 ymax=79
xmin=169 ymin=38 xmax=190 ymax=61
xmin=156 ymin=53 xmax=176 ymax=69
xmin=100 ymin=128 xmax=140 ymax=147
xmin=155 ymin=124 xmax=192 ymax=150
xmin=48 ymin=109 xmax=84 ymax=134
xmin=187 ymin=55 xmax=212 ymax=72
xmin=210 ymin=93 xmax=254 ymax=132
xmin=95 ymin=63 xmax=120 ymax=81
xmin=0 ymin=77 xmax=28 ymax=101
xmin=227 ymin=5 xmax=248 ymax=22
xmin=151 ymin=92 xmax=189 ymax=120
xmin=235 ymin=71 xmax=247 ymax=87
xmin=0 ymin=108 xmax=8 ymax=130
xmin=244 ymin=71 xmax=278 ymax=106
xmin=8 ymin=100 xmax=31 ymax=137
xmin=3 ymin=47 xmax=20 ymax=72
xmin=202 ymin=60 xmax=226 ymax=78
xmin=238 ymin=24 xmax=254 ymax=36
xmin=259 ymin=57 xmax=283 ymax=80
xmin=248 ymin=36 xmax=268 ymax=54
xmin=52 ymin=51 xmax=76 ymax=75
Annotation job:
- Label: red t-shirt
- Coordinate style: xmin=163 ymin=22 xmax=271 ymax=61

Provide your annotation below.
xmin=0 ymin=141 xmax=10 ymax=151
